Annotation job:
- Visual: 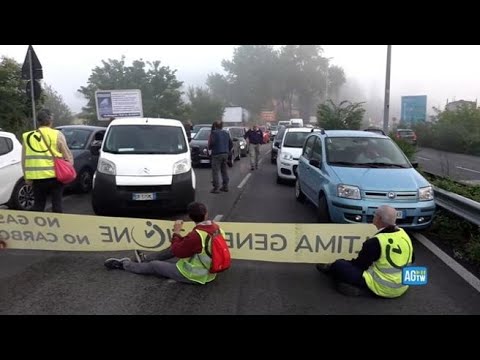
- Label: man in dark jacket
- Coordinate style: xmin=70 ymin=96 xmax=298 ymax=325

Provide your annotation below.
xmin=244 ymin=124 xmax=263 ymax=171
xmin=316 ymin=205 xmax=415 ymax=297
xmin=104 ymin=202 xmax=223 ymax=285
xmin=208 ymin=121 xmax=233 ymax=193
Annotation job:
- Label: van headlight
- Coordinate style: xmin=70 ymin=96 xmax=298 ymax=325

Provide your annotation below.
xmin=337 ymin=184 xmax=361 ymax=200
xmin=173 ymin=159 xmax=189 ymax=175
xmin=281 ymin=152 xmax=293 ymax=161
xmin=98 ymin=159 xmax=116 ymax=175
xmin=419 ymin=186 xmax=434 ymax=201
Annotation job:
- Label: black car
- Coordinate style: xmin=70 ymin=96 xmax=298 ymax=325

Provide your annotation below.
xmin=224 ymin=126 xmax=247 ymax=157
xmin=56 ymin=125 xmax=107 ymax=192
xmin=190 ymin=128 xmax=241 ymax=167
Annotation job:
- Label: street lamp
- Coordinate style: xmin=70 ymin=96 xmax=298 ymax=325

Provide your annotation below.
xmin=383 ymin=45 xmax=392 ymax=134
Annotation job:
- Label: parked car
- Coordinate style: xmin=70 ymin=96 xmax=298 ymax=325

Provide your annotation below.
xmin=56 ymin=125 xmax=107 ymax=193
xmin=191 ymin=124 xmax=211 ymax=139
xmin=269 ymin=125 xmax=279 ymax=141
xmin=295 ymin=130 xmax=435 ymax=230
xmin=395 ymin=128 xmax=417 ymax=145
xmin=190 ymin=128 xmax=241 ymax=166
xmin=190 ymin=128 xmax=212 ymax=166
xmin=224 ymin=126 xmax=247 ymax=157
xmin=276 ymin=127 xmax=314 ymax=184
xmin=364 ymin=128 xmax=385 ymax=135
xmin=0 ymin=131 xmax=34 ymax=210
xmin=271 ymin=125 xmax=287 ymax=164
xmin=91 ymin=118 xmax=195 ymax=215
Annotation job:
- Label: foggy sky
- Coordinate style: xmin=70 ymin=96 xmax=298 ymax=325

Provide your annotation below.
xmin=1 ymin=45 xmax=479 ymax=119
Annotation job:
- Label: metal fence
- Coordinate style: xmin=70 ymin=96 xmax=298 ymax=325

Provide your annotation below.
xmin=434 ymin=187 xmax=480 ymax=227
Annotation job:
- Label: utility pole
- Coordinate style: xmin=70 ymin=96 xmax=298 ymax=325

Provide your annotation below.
xmin=383 ymin=45 xmax=392 ymax=134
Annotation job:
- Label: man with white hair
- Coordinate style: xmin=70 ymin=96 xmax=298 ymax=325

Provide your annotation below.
xmin=316 ymin=205 xmax=414 ymax=298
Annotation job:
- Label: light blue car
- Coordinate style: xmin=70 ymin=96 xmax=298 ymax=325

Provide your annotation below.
xmin=295 ymin=130 xmax=435 ymax=230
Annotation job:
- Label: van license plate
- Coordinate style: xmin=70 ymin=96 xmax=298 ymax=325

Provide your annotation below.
xmin=132 ymin=193 xmax=156 ymax=201
xmin=396 ymin=211 xmax=404 ymax=219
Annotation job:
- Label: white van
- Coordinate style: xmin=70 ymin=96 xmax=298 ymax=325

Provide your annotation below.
xmin=91 ymin=118 xmax=195 ymax=215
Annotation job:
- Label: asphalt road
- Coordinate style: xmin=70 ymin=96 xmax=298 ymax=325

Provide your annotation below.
xmin=416 ymin=147 xmax=480 ymax=183
xmin=1 ymin=145 xmax=480 ymax=314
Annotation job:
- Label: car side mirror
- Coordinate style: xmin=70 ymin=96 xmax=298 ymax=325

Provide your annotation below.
xmin=90 ymin=140 xmax=102 ymax=156
xmin=309 ymin=159 xmax=321 ymax=168
xmin=274 ymin=142 xmax=280 ymax=148
xmin=411 ymin=161 xmax=419 ymax=169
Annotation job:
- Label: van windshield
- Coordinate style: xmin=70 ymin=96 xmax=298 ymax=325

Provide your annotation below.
xmin=103 ymin=125 xmax=187 ymax=154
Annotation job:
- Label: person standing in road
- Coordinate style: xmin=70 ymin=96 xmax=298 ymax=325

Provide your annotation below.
xmin=315 ymin=205 xmax=415 ymax=298
xmin=104 ymin=202 xmax=225 ymax=285
xmin=244 ymin=124 xmax=264 ymax=171
xmin=22 ymin=109 xmax=74 ymax=213
xmin=208 ymin=121 xmax=232 ymax=194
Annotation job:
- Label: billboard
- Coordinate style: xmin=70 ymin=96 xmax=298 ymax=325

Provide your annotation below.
xmin=401 ymin=95 xmax=427 ymax=123
xmin=95 ymin=89 xmax=143 ymax=121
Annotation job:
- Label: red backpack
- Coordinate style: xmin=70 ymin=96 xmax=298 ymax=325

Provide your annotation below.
xmin=201 ymin=228 xmax=231 ymax=273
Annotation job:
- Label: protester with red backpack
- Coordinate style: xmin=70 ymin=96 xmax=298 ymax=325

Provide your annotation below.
xmin=104 ymin=202 xmax=231 ymax=284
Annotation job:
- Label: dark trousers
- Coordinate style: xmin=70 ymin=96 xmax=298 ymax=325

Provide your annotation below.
xmin=32 ymin=178 xmax=64 ymax=213
xmin=211 ymin=153 xmax=229 ymax=189
xmin=329 ymin=259 xmax=369 ymax=289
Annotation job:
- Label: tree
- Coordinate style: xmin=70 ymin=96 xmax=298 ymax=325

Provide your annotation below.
xmin=206 ymin=73 xmax=232 ymax=104
xmin=317 ymin=100 xmax=365 ymax=130
xmin=186 ymin=87 xmax=224 ymax=124
xmin=221 ymin=45 xmax=279 ymax=115
xmin=43 ymin=84 xmax=73 ymax=126
xmin=0 ymin=56 xmax=43 ymax=135
xmin=78 ymin=57 xmax=187 ymax=124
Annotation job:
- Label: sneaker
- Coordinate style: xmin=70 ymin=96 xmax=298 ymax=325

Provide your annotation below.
xmin=315 ymin=263 xmax=331 ymax=274
xmin=210 ymin=188 xmax=220 ymax=194
xmin=134 ymin=250 xmax=146 ymax=263
xmin=220 ymin=186 xmax=229 ymax=192
xmin=104 ymin=257 xmax=130 ymax=270
xmin=336 ymin=282 xmax=370 ymax=297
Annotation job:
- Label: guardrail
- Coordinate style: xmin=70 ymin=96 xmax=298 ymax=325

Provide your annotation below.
xmin=434 ymin=187 xmax=480 ymax=227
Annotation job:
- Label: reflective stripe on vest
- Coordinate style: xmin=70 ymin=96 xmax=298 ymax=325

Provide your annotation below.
xmin=175 ymin=229 xmax=219 ymax=285
xmin=363 ymin=228 xmax=413 ymax=298
xmin=23 ymin=128 xmax=62 ymax=180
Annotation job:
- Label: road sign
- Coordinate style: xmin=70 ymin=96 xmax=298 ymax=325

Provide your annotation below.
xmin=21 ymin=45 xmax=43 ymax=80
xmin=95 ymin=89 xmax=143 ymax=121
xmin=401 ymin=95 xmax=427 ymax=123
xmin=260 ymin=111 xmax=276 ymax=122
xmin=26 ymin=80 xmax=42 ymax=101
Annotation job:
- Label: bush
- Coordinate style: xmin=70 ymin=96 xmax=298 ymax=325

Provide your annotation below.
xmin=389 ymin=133 xmax=417 ymax=162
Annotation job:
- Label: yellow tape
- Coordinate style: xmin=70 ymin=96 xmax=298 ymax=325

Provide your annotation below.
xmin=0 ymin=210 xmax=376 ymax=263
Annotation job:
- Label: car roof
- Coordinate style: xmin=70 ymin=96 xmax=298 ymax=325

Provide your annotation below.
xmin=397 ymin=128 xmax=414 ymax=131
xmin=109 ymin=118 xmax=183 ymax=127
xmin=285 ymin=127 xmax=316 ymax=133
xmin=320 ymin=130 xmax=388 ymax=138
xmin=57 ymin=125 xmax=106 ymax=131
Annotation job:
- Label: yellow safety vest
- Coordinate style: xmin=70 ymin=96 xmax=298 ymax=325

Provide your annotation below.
xmin=176 ymin=229 xmax=221 ymax=285
xmin=22 ymin=127 xmax=62 ymax=180
xmin=363 ymin=228 xmax=413 ymax=298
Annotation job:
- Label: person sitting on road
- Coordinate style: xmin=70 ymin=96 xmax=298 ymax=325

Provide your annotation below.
xmin=315 ymin=205 xmax=415 ymax=298
xmin=104 ymin=202 xmax=225 ymax=285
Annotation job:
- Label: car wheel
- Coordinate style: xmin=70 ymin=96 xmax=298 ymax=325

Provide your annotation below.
xmin=276 ymin=175 xmax=284 ymax=185
xmin=8 ymin=180 xmax=35 ymax=211
xmin=77 ymin=168 xmax=93 ymax=193
xmin=317 ymin=193 xmax=331 ymax=223
xmin=295 ymin=179 xmax=306 ymax=203
xmin=271 ymin=156 xmax=276 ymax=164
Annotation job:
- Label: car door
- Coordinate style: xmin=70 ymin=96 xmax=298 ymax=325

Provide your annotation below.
xmin=90 ymin=130 xmax=105 ymax=168
xmin=298 ymin=135 xmax=316 ymax=200
xmin=309 ymin=136 xmax=329 ymax=206
xmin=0 ymin=134 xmax=22 ymax=205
